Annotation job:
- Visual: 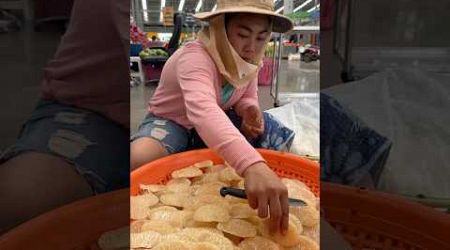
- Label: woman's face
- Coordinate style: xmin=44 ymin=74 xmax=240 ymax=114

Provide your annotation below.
xmin=226 ymin=14 xmax=271 ymax=63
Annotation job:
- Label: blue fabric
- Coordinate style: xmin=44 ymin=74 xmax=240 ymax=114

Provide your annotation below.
xmin=131 ymin=110 xmax=295 ymax=155
xmin=320 ymin=93 xmax=392 ymax=185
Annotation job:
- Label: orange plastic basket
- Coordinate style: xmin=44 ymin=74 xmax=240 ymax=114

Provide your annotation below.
xmin=321 ymin=182 xmax=450 ymax=249
xmin=131 ymin=149 xmax=320 ymax=197
xmin=0 ymin=189 xmax=128 ymax=250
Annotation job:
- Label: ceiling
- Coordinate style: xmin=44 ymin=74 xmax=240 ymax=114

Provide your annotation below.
xmin=137 ymin=0 xmax=319 ymax=25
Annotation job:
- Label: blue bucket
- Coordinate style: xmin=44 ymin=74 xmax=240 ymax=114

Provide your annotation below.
xmin=130 ymin=44 xmax=143 ymax=56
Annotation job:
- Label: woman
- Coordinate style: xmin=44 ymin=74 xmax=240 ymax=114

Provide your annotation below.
xmin=131 ymin=0 xmax=295 ymax=234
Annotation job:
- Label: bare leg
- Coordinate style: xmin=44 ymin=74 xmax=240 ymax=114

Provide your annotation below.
xmin=130 ymin=137 xmax=168 ymax=170
xmin=0 ymin=152 xmax=93 ymax=233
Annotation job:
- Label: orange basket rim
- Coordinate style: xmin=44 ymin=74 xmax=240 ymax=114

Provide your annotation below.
xmin=321 ymin=182 xmax=450 ymax=248
xmin=131 ymin=149 xmax=320 ymax=197
xmin=0 ymin=189 xmax=128 ymax=249
xmin=131 ymin=148 xmax=319 ymax=177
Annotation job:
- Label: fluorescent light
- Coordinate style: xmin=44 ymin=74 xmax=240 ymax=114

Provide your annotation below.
xmin=160 ymin=0 xmax=165 ymax=23
xmin=275 ymin=6 xmax=284 ymax=14
xmin=294 ymin=0 xmax=312 ymax=12
xmin=307 ymin=4 xmax=320 ymax=13
xmin=141 ymin=0 xmax=148 ymax=22
xmin=178 ymin=0 xmax=185 ymax=11
xmin=195 ymin=0 xmax=203 ymax=12
xmin=212 ymin=4 xmax=217 ymax=11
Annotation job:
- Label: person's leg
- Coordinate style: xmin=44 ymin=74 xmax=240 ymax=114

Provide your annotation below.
xmin=0 ymin=152 xmax=92 ymax=233
xmin=130 ymin=137 xmax=168 ymax=170
xmin=0 ymin=100 xmax=129 ymax=232
xmin=130 ymin=114 xmax=190 ymax=170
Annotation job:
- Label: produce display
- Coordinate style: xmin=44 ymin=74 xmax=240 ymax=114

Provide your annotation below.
xmin=130 ymin=21 xmax=149 ymax=48
xmin=139 ymin=48 xmax=169 ymax=59
xmin=98 ymin=160 xmax=320 ymax=250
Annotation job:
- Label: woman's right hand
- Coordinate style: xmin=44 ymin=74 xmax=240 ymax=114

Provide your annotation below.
xmin=243 ymin=162 xmax=289 ymax=235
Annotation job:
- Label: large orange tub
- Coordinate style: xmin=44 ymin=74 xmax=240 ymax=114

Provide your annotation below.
xmin=131 ymin=148 xmax=320 ymax=196
xmin=0 ymin=189 xmax=128 ymax=250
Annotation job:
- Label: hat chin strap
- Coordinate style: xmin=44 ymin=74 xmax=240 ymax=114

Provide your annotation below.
xmin=198 ymin=14 xmax=270 ymax=89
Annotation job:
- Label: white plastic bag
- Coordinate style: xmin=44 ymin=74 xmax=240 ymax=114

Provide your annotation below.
xmin=324 ymin=67 xmax=450 ymax=197
xmin=266 ymin=97 xmax=320 ymax=158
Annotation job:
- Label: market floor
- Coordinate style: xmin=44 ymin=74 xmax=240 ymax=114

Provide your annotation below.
xmin=130 ymin=59 xmax=319 ymax=134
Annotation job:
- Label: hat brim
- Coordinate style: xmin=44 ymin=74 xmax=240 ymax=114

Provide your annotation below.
xmin=193 ymin=7 xmax=294 ymax=33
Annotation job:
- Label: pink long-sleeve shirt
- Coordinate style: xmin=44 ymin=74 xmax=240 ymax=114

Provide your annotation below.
xmin=40 ymin=0 xmax=129 ymax=129
xmin=149 ymin=40 xmax=265 ymax=175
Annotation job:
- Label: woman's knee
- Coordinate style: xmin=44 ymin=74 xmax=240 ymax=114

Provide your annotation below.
xmin=0 ymin=152 xmax=93 ymax=231
xmin=130 ymin=137 xmax=168 ymax=170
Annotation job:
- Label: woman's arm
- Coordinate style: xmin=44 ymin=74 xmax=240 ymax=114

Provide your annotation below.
xmin=177 ymin=47 xmax=265 ymax=175
xmin=177 ymin=47 xmax=289 ymax=234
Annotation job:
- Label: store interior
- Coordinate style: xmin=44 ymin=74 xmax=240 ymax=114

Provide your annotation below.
xmin=130 ymin=0 xmax=321 ymax=158
xmin=1 ymin=1 xmax=450 ymax=248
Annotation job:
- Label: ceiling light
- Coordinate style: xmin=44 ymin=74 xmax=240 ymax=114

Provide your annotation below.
xmin=307 ymin=4 xmax=320 ymax=13
xmin=178 ymin=0 xmax=185 ymax=11
xmin=141 ymin=0 xmax=148 ymax=22
xmin=275 ymin=6 xmax=284 ymax=13
xmin=195 ymin=0 xmax=203 ymax=13
xmin=294 ymin=0 xmax=312 ymax=12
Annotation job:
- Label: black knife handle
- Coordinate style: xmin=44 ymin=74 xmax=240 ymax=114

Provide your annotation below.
xmin=220 ymin=187 xmax=247 ymax=199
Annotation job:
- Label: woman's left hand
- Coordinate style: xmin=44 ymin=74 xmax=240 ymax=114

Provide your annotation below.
xmin=241 ymin=106 xmax=264 ymax=139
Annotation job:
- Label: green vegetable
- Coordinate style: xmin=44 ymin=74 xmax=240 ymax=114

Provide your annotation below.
xmin=139 ymin=48 xmax=169 ymax=58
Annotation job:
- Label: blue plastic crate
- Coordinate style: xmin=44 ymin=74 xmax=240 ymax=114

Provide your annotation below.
xmin=130 ymin=44 xmax=143 ymax=57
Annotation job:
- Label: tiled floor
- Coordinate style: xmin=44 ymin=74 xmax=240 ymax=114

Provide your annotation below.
xmin=130 ymin=59 xmax=319 ymax=134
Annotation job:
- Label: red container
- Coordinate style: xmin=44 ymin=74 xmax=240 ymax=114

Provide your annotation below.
xmin=143 ymin=62 xmax=164 ymax=82
xmin=258 ymin=58 xmax=274 ymax=86
xmin=141 ymin=56 xmax=167 ymax=83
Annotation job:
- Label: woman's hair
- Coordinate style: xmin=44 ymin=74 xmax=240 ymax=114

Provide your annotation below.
xmin=224 ymin=13 xmax=237 ymax=28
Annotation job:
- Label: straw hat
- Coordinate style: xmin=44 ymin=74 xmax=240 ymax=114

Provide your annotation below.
xmin=194 ymin=0 xmax=294 ymax=33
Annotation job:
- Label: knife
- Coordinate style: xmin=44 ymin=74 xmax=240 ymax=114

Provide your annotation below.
xmin=220 ymin=187 xmax=307 ymax=207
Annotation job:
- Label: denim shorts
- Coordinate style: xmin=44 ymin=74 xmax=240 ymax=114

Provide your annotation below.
xmin=131 ymin=110 xmax=295 ymax=155
xmin=0 ymin=100 xmax=129 ymax=194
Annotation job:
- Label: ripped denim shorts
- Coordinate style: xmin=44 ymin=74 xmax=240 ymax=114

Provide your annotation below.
xmin=0 ymin=99 xmax=129 ymax=193
xmin=130 ymin=111 xmax=295 ymax=155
